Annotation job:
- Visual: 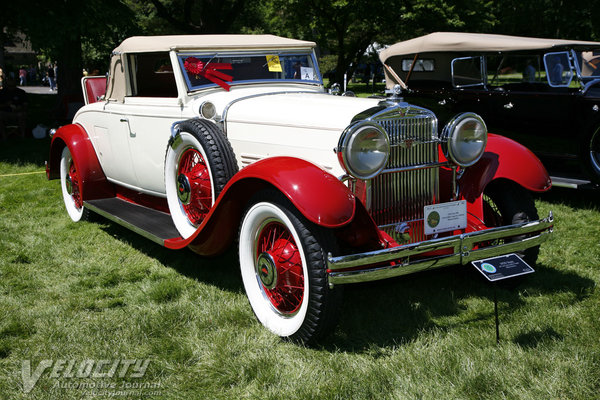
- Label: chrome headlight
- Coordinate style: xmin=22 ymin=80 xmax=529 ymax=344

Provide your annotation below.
xmin=442 ymin=113 xmax=487 ymax=167
xmin=337 ymin=121 xmax=390 ymax=180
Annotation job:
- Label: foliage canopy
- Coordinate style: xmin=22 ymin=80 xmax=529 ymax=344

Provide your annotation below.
xmin=2 ymin=0 xmax=600 ymax=98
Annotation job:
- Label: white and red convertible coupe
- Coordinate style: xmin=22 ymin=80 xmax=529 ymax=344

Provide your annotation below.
xmin=47 ymin=35 xmax=553 ymax=343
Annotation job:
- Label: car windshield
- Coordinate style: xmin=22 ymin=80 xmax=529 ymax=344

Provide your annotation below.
xmin=177 ymin=51 xmax=321 ymax=91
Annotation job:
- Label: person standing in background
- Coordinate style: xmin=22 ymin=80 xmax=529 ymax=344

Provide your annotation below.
xmin=47 ymin=64 xmax=56 ymax=91
xmin=19 ymin=68 xmax=27 ymax=86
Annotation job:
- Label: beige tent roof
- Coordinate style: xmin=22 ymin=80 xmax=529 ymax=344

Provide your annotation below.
xmin=113 ymin=34 xmax=316 ymax=54
xmin=379 ymin=32 xmax=600 ymax=62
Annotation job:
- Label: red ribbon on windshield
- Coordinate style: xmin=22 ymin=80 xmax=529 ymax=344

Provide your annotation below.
xmin=184 ymin=57 xmax=233 ymax=91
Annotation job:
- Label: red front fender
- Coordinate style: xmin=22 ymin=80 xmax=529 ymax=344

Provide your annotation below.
xmin=167 ymin=157 xmax=356 ymax=255
xmin=47 ymin=123 xmax=114 ymax=201
xmin=461 ymin=133 xmax=552 ymax=203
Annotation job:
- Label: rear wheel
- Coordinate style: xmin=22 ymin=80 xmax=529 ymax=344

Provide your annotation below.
xmin=482 ymin=180 xmax=540 ymax=265
xmin=238 ymin=191 xmax=342 ymax=343
xmin=60 ymin=147 xmax=90 ymax=222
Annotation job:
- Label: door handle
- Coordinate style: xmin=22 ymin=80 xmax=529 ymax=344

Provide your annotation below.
xmin=503 ymin=102 xmax=514 ymax=109
xmin=119 ymin=118 xmax=135 ymax=137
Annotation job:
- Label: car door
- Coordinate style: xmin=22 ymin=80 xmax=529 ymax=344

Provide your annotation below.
xmin=121 ymin=98 xmax=182 ymax=195
xmin=96 ymin=102 xmax=140 ymax=189
xmin=104 ymin=52 xmax=182 ymax=196
xmin=487 ymin=53 xmax=579 ymax=157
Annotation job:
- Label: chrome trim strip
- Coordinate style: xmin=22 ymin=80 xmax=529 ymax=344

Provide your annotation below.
xmin=390 ymin=139 xmax=441 ymax=149
xmin=379 ymin=161 xmax=449 ymax=175
xmin=83 ymin=201 xmax=165 ymax=246
xmin=327 ymin=211 xmax=553 ymax=286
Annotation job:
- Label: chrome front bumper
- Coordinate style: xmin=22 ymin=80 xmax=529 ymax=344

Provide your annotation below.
xmin=327 ymin=211 xmax=554 ymax=287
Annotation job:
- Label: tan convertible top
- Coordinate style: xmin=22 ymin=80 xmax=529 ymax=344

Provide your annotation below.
xmin=113 ymin=34 xmax=316 ymax=54
xmin=106 ymin=34 xmax=316 ymax=102
xmin=379 ymin=32 xmax=600 ymax=62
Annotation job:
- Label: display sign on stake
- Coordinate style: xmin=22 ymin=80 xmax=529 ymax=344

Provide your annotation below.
xmin=471 ymin=253 xmax=535 ymax=282
xmin=471 ymin=253 xmax=535 ymax=344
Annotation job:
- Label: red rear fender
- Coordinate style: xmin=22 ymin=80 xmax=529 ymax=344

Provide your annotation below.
xmin=47 ymin=123 xmax=114 ymax=200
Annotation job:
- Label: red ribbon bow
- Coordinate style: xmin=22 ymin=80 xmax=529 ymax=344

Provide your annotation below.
xmin=184 ymin=57 xmax=233 ymax=91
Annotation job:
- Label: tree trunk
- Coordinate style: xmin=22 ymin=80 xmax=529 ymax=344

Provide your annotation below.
xmin=55 ymin=31 xmax=83 ymax=123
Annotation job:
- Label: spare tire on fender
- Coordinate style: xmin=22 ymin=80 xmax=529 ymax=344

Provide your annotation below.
xmin=165 ymin=119 xmax=238 ymax=238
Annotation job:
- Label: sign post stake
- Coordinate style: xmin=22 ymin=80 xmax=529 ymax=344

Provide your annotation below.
xmin=493 ymin=283 xmax=500 ymax=344
xmin=471 ymin=254 xmax=536 ymax=345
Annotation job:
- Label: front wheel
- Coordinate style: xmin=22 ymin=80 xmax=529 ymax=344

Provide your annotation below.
xmin=60 ymin=147 xmax=90 ymax=222
xmin=482 ymin=180 xmax=540 ymax=265
xmin=238 ymin=192 xmax=342 ymax=343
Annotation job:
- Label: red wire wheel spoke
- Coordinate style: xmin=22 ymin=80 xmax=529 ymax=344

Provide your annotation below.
xmin=178 ymin=148 xmax=212 ymax=225
xmin=68 ymin=161 xmax=82 ymax=209
xmin=257 ymin=221 xmax=304 ymax=314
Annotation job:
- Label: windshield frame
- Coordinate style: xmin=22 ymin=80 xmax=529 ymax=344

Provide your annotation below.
xmin=176 ymin=49 xmax=323 ymax=92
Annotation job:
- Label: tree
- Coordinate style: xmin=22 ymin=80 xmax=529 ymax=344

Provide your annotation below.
xmin=10 ymin=0 xmax=136 ymax=119
xmin=265 ymin=0 xmax=498 ymax=86
xmin=266 ymin=0 xmax=405 ymax=85
xmin=398 ymin=0 xmax=497 ymax=37
xmin=494 ymin=0 xmax=600 ymax=40
xmin=125 ymin=0 xmax=264 ymax=35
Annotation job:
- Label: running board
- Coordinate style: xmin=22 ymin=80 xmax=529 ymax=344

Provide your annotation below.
xmin=550 ymin=176 xmax=597 ymax=189
xmin=84 ymin=198 xmax=182 ymax=246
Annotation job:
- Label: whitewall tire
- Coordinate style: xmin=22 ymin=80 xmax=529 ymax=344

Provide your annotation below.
xmin=60 ymin=146 xmax=89 ymax=222
xmin=165 ymin=119 xmax=238 ymax=239
xmin=238 ymin=191 xmax=342 ymax=343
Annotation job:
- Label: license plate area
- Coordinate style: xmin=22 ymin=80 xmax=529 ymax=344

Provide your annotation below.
xmin=424 ymin=200 xmax=467 ymax=235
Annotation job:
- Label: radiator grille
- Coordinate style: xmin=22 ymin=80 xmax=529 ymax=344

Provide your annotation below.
xmin=370 ymin=110 xmax=440 ymax=243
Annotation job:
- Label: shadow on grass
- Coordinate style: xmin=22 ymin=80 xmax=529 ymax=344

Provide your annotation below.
xmin=0 ymin=137 xmax=51 ymax=167
xmin=513 ymin=327 xmax=564 ymax=348
xmin=535 ymin=185 xmax=600 ymax=211
xmin=100 ymin=222 xmax=243 ymax=294
xmin=319 ymin=262 xmax=594 ymax=351
xmin=89 ymin=213 xmax=593 ymax=352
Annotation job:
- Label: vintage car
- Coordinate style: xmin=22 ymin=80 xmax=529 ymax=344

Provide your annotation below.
xmin=379 ymin=32 xmax=600 ymax=187
xmin=47 ymin=35 xmax=553 ymax=343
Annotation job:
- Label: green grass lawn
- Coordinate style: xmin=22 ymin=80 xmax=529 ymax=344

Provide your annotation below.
xmin=1 ymin=137 xmax=599 ymax=399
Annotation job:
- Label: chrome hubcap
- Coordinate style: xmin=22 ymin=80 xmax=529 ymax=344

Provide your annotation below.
xmin=65 ymin=174 xmax=73 ymax=195
xmin=177 ymin=173 xmax=191 ymax=204
xmin=257 ymin=252 xmax=278 ymax=290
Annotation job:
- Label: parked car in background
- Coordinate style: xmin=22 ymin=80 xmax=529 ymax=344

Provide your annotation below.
xmin=379 ymin=32 xmax=600 ymax=187
xmin=47 ymin=35 xmax=553 ymax=343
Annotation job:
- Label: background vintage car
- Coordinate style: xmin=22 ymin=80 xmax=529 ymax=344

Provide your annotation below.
xmin=47 ymin=34 xmax=553 ymax=343
xmin=379 ymin=32 xmax=600 ymax=187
